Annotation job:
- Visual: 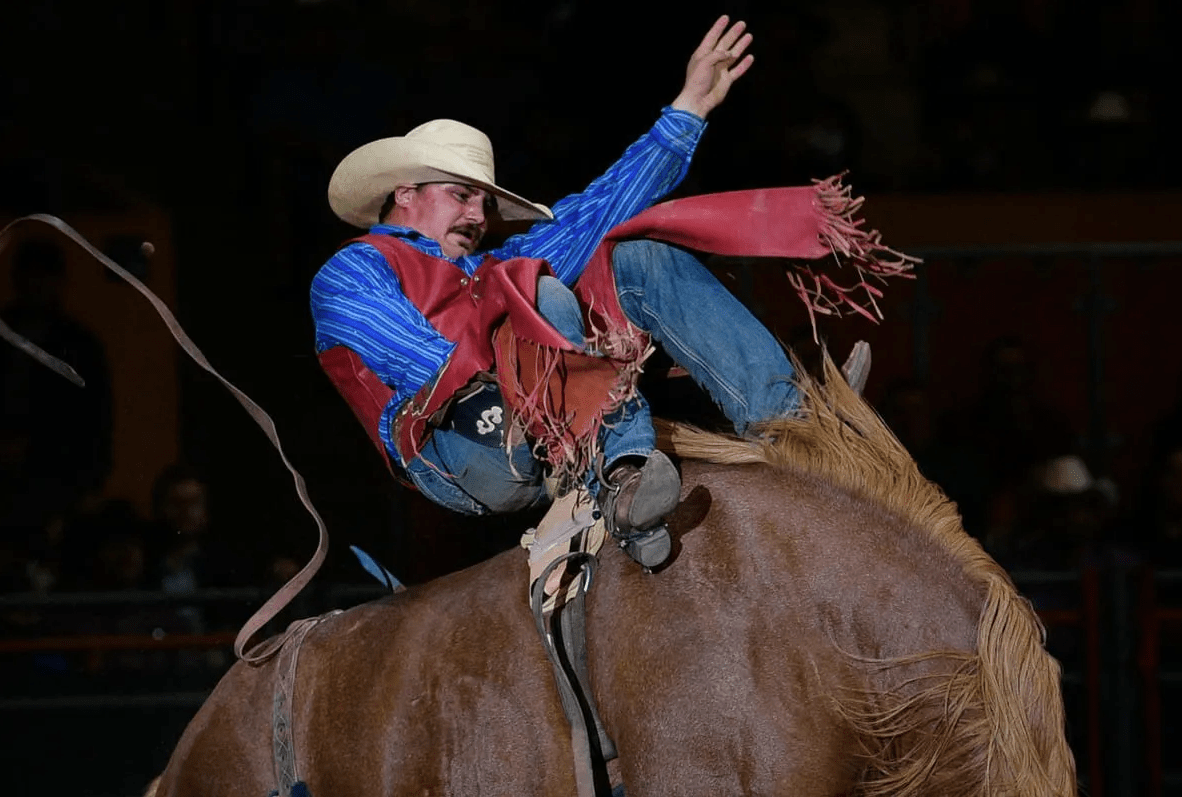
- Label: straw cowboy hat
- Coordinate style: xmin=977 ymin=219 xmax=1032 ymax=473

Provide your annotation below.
xmin=328 ymin=119 xmax=554 ymax=228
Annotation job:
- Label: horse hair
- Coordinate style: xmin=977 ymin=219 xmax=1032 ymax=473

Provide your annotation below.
xmin=655 ymin=352 xmax=1077 ymax=797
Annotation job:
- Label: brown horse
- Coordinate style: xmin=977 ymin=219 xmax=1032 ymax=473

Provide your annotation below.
xmin=153 ymin=356 xmax=1077 ymax=797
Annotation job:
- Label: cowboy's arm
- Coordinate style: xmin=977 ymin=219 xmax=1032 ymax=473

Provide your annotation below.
xmin=492 ymin=16 xmax=753 ymax=283
xmin=311 ymin=244 xmax=453 ymax=458
xmin=492 ymin=107 xmax=704 ymax=284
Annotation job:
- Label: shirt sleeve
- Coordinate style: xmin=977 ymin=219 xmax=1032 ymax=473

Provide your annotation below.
xmin=492 ymin=107 xmax=706 ymax=284
xmin=310 ymin=241 xmax=455 ymax=412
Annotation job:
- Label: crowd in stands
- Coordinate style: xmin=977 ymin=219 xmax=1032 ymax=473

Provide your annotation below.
xmin=1 ymin=0 xmax=1180 ymax=643
xmin=3 ymin=4 xmax=1180 ymax=794
xmin=880 ymin=334 xmax=1182 ymax=576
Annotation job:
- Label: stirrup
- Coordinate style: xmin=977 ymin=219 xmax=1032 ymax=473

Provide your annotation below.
xmin=615 ymin=524 xmax=672 ymax=570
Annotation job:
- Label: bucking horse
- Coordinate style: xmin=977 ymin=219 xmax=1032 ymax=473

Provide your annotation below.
xmin=151 ymin=355 xmax=1075 ymax=797
xmin=1 ymin=216 xmax=1076 ymax=797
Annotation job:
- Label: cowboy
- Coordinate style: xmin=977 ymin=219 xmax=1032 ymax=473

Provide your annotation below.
xmin=312 ymin=16 xmax=809 ymax=568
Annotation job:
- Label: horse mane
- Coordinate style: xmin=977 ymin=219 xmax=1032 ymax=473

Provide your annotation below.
xmin=655 ymin=352 xmax=1078 ymax=797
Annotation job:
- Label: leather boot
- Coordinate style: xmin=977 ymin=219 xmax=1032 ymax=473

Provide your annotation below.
xmin=598 ymin=450 xmax=680 ymax=568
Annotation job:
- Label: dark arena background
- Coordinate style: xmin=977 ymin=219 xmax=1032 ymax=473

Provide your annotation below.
xmin=2 ymin=1 xmax=1181 ymax=795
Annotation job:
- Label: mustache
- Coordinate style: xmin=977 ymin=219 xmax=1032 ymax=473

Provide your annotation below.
xmin=449 ymin=224 xmax=483 ymax=242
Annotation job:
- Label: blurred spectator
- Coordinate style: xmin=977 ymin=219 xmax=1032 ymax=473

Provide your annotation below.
xmin=1135 ymin=443 xmax=1182 ymax=568
xmin=258 ymin=551 xmax=319 ymax=639
xmin=998 ymin=454 xmax=1119 ymax=574
xmin=75 ymin=502 xmax=206 ymax=683
xmin=145 ymin=464 xmax=243 ymax=635
xmin=0 ymin=237 xmax=113 ymax=522
xmin=1067 ymin=84 xmax=1159 ymax=190
xmin=3 ymin=499 xmax=156 ymax=689
xmin=0 ymin=512 xmax=63 ymax=640
xmin=1134 ymin=369 xmax=1182 ymax=567
xmin=89 ymin=529 xmax=148 ymax=592
xmin=915 ymin=0 xmax=1063 ymax=191
xmin=784 ymin=94 xmax=865 ymax=183
xmin=69 ymin=499 xmax=149 ymax=591
xmin=246 ymin=0 xmax=394 ymax=297
xmin=938 ymin=335 xmax=1078 ymax=545
xmin=1000 ymin=452 xmax=1122 ymax=685
xmin=147 ymin=465 xmax=237 ymax=586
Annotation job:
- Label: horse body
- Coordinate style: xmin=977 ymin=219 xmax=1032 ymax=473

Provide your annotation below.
xmin=155 ymin=365 xmax=1076 ymax=797
xmin=584 ymin=462 xmax=985 ymax=796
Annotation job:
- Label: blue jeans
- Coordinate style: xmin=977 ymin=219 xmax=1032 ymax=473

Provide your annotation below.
xmin=612 ymin=240 xmax=799 ymax=434
xmin=407 ymin=244 xmax=798 ymax=515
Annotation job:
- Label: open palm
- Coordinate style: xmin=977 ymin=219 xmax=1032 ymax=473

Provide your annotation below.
xmin=671 ymin=15 xmax=755 ymax=120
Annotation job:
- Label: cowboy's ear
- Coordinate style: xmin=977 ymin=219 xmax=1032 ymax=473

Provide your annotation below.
xmin=393 ymin=185 xmax=419 ymax=207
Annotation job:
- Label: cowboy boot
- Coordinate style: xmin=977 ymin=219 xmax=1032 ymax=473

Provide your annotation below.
xmin=598 ymin=450 xmax=680 ymax=568
xmin=841 ymin=341 xmax=872 ymax=395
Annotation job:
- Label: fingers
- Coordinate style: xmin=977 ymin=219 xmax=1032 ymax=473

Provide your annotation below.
xmin=701 ymin=44 xmax=754 ymax=76
xmin=727 ymin=53 xmax=755 ymax=82
xmin=730 ymin=31 xmax=753 ymax=59
xmin=715 ymin=19 xmax=748 ymax=54
xmin=695 ymin=14 xmax=731 ymax=56
xmin=695 ymin=15 xmax=748 ymax=55
xmin=695 ymin=16 xmax=751 ymax=67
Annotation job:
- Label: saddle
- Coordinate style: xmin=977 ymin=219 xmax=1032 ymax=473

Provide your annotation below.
xmin=519 ymin=487 xmax=620 ymax=797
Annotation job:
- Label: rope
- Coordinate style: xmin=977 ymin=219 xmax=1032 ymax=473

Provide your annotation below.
xmin=0 ymin=215 xmax=330 ymax=665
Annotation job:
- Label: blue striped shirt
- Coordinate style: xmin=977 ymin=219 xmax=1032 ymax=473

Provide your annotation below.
xmin=311 ymin=107 xmax=705 ymax=459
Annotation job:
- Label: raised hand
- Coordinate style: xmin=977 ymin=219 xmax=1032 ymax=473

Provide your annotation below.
xmin=671 ymin=15 xmax=754 ymax=120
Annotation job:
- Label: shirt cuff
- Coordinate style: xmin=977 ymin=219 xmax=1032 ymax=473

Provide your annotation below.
xmin=653 ymin=106 xmax=707 ymax=158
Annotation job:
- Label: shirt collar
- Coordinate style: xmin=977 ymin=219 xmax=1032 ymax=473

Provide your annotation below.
xmin=370 ymin=224 xmax=483 ymax=271
xmin=371 ymin=223 xmax=437 ymax=250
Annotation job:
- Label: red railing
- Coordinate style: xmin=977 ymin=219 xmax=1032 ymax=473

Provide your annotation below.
xmin=0 ymin=631 xmax=239 ymax=654
xmin=1014 ymin=568 xmax=1104 ymax=797
xmin=1139 ymin=567 xmax=1182 ymax=797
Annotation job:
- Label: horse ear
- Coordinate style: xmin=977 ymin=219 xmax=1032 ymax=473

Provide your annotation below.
xmin=349 ymin=545 xmax=405 ymax=593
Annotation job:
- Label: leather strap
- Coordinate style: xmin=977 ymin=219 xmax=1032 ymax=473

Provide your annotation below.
xmin=530 ymin=552 xmax=615 ymax=797
xmin=272 ymin=612 xmax=341 ymax=796
xmin=0 ymin=215 xmax=330 ymax=666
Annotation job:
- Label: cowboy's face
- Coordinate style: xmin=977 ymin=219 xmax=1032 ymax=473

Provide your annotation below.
xmin=391 ymin=182 xmax=494 ymax=258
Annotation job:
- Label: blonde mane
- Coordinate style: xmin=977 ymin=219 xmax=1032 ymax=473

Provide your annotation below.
xmin=656 ymin=353 xmax=1078 ymax=797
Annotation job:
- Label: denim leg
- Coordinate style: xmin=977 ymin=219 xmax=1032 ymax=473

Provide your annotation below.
xmin=406 ymin=426 xmax=549 ymax=516
xmin=407 ymin=270 xmax=681 ymax=515
xmin=612 ymin=239 xmax=799 ymax=435
xmin=413 ymin=402 xmax=654 ymax=509
xmin=576 ymin=395 xmax=656 ymax=499
xmin=537 ymin=275 xmax=586 ymax=348
xmin=599 ymin=395 xmax=656 ymax=467
xmin=538 ymin=273 xmax=656 ymax=479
